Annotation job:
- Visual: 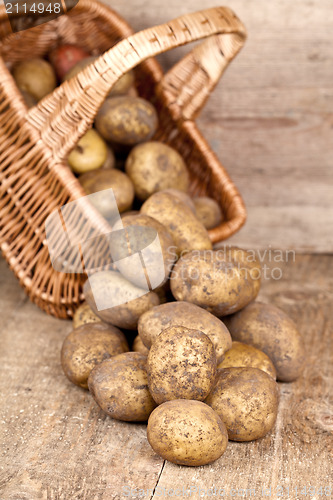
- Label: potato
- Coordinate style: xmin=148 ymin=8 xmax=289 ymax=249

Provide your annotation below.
xmin=205 ymin=367 xmax=279 ymax=441
xmin=147 ymin=326 xmax=217 ymax=404
xmin=109 ymin=70 xmax=135 ymax=96
xmin=95 ymin=96 xmax=158 ymax=146
xmin=218 ymin=341 xmax=276 ymax=380
xmin=68 ymin=129 xmax=108 ymax=174
xmin=100 ymin=146 xmax=116 ymax=170
xmin=194 ymin=196 xmax=223 ymax=229
xmin=83 ymin=270 xmax=160 ymax=330
xmin=163 ymin=188 xmax=195 ymax=212
xmin=224 ymin=302 xmax=306 ymax=382
xmin=79 ymin=169 xmax=135 ymax=217
xmin=132 ymin=335 xmax=149 ymax=356
xmin=147 ymin=400 xmax=228 ymax=466
xmin=61 ymin=322 xmax=129 ymax=389
xmin=125 ymin=142 xmax=189 ymax=201
xmin=48 ymin=44 xmax=90 ymax=80
xmin=13 ymin=58 xmax=56 ymax=101
xmin=73 ymin=302 xmax=100 ymax=329
xmin=170 ymin=248 xmax=261 ymax=316
xmin=64 ymin=56 xmax=96 ymax=81
xmin=110 ymin=214 xmax=176 ymax=289
xmin=141 ymin=190 xmax=212 ymax=254
xmin=138 ymin=301 xmax=231 ymax=363
xmin=88 ymin=352 xmax=156 ymax=421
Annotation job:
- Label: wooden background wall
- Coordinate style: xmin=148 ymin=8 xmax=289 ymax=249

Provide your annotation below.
xmin=107 ymin=0 xmax=333 ymax=253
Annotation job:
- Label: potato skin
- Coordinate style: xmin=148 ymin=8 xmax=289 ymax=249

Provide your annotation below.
xmin=125 ymin=142 xmax=189 ymax=201
xmin=194 ymin=196 xmax=223 ymax=230
xmin=95 ymin=96 xmax=158 ymax=146
xmin=79 ymin=169 xmax=135 ymax=217
xmin=170 ymin=248 xmax=261 ymax=316
xmin=224 ymin=302 xmax=306 ymax=382
xmin=147 ymin=400 xmax=228 ymax=466
xmin=205 ymin=367 xmax=279 ymax=441
xmin=138 ymin=301 xmax=231 ymax=363
xmin=218 ymin=341 xmax=276 ymax=380
xmin=147 ymin=326 xmax=217 ymax=404
xmin=163 ymin=189 xmax=195 ymax=212
xmin=88 ymin=352 xmax=156 ymax=421
xmin=68 ymin=129 xmax=107 ymax=174
xmin=101 ymin=146 xmax=116 ymax=170
xmin=61 ymin=322 xmax=129 ymax=389
xmin=141 ymin=191 xmax=212 ymax=254
xmin=111 ymin=214 xmax=176 ymax=289
xmin=83 ymin=271 xmax=160 ymax=330
xmin=132 ymin=335 xmax=149 ymax=356
xmin=73 ymin=302 xmax=101 ymax=329
xmin=13 ymin=58 xmax=56 ymax=101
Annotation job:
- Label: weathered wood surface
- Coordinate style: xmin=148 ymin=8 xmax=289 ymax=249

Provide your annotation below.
xmin=105 ymin=0 xmax=333 ymax=253
xmin=0 ymin=254 xmax=332 ymax=499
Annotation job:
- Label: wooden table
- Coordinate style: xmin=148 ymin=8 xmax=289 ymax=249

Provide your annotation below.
xmin=1 ymin=254 xmax=332 ymax=499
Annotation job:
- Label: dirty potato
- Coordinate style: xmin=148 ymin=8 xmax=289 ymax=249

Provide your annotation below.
xmin=218 ymin=341 xmax=276 ymax=379
xmin=163 ymin=188 xmax=195 ymax=212
xmin=110 ymin=214 xmax=176 ymax=289
xmin=13 ymin=58 xmax=56 ymax=101
xmin=147 ymin=326 xmax=217 ymax=404
xmin=72 ymin=302 xmax=100 ymax=329
xmin=95 ymin=96 xmax=158 ymax=146
xmin=193 ymin=196 xmax=223 ymax=229
xmin=88 ymin=352 xmax=156 ymax=421
xmin=101 ymin=146 xmax=116 ymax=170
xmin=125 ymin=142 xmax=189 ymax=201
xmin=132 ymin=335 xmax=149 ymax=356
xmin=138 ymin=301 xmax=232 ymax=363
xmin=83 ymin=270 xmax=160 ymax=330
xmin=61 ymin=322 xmax=129 ymax=389
xmin=141 ymin=190 xmax=212 ymax=254
xmin=147 ymin=400 xmax=228 ymax=466
xmin=205 ymin=367 xmax=279 ymax=441
xmin=79 ymin=169 xmax=135 ymax=217
xmin=170 ymin=248 xmax=261 ymax=316
xmin=224 ymin=302 xmax=306 ymax=382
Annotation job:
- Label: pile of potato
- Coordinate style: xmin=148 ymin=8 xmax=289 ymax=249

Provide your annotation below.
xmin=63 ymin=275 xmax=305 ymax=466
xmin=12 ymin=44 xmax=306 ymax=467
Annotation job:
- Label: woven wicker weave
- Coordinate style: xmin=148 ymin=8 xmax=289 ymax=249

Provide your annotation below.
xmin=0 ymin=0 xmax=247 ymax=318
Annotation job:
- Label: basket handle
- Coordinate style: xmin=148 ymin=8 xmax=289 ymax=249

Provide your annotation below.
xmin=157 ymin=29 xmax=244 ymax=121
xmin=26 ymin=5 xmax=246 ymax=164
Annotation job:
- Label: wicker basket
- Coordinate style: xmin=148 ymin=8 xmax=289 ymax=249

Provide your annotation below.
xmin=0 ymin=0 xmax=247 ymax=319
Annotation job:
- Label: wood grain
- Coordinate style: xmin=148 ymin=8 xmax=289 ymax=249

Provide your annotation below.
xmin=0 ymin=254 xmax=332 ymax=499
xmin=103 ymin=0 xmax=333 ymax=253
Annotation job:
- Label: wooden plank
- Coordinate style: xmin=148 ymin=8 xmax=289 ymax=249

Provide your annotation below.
xmin=152 ymin=255 xmax=333 ymax=499
xmin=0 ymin=255 xmax=332 ymax=499
xmin=200 ymin=114 xmax=333 ymax=175
xmin=0 ymin=283 xmax=163 ymax=500
xmin=0 ymin=257 xmax=28 ymax=331
xmin=224 ymin=206 xmax=333 ymax=254
xmin=107 ymin=0 xmax=333 ymax=36
xmin=198 ymin=89 xmax=333 ymax=119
